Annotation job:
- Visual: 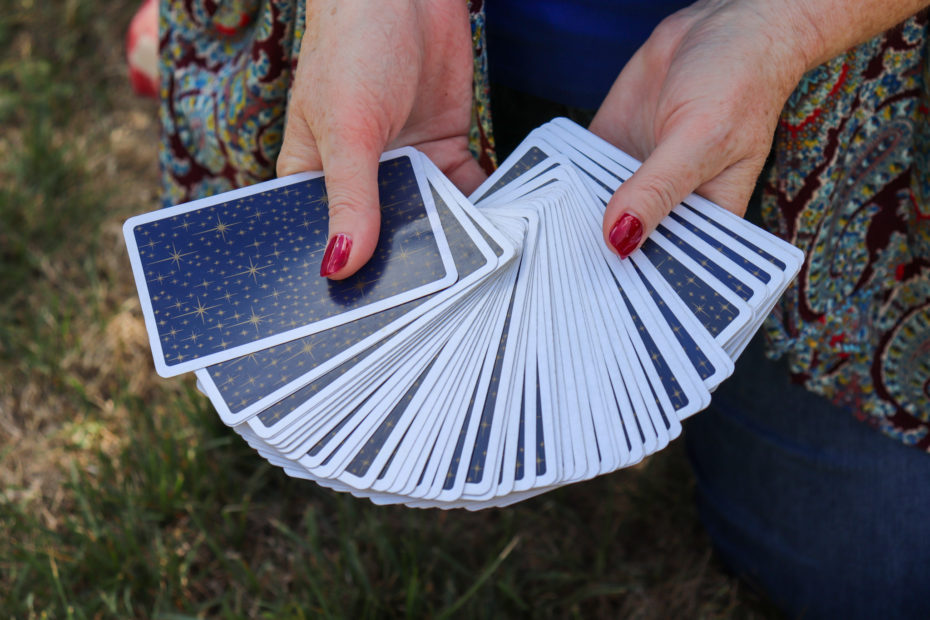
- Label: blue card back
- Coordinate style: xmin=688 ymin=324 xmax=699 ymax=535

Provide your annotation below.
xmin=125 ymin=152 xmax=455 ymax=376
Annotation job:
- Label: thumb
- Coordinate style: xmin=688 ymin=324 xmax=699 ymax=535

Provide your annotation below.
xmin=277 ymin=118 xmax=383 ymax=280
xmin=601 ymin=133 xmax=709 ymax=258
xmin=276 ymin=110 xmax=384 ymax=280
xmin=316 ymin=135 xmax=383 ymax=280
xmin=276 ymin=107 xmax=324 ymax=177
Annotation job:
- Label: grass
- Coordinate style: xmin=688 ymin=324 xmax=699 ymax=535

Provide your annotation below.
xmin=0 ymin=1 xmax=781 ymax=617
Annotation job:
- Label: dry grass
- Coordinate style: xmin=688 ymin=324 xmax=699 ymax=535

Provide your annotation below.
xmin=0 ymin=0 xmax=165 ymax=511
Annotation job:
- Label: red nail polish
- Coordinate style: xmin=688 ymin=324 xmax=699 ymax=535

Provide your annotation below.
xmin=608 ymin=213 xmax=643 ymax=259
xmin=320 ymin=233 xmax=352 ymax=277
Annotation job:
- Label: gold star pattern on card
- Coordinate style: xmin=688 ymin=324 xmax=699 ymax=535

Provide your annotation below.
xmin=442 ymin=379 xmax=483 ymax=490
xmin=684 ymin=205 xmax=787 ymax=271
xmin=345 ymin=357 xmax=439 ymax=477
xmin=206 ymin=185 xmax=492 ymax=416
xmin=630 ymin=262 xmax=717 ymax=382
xmin=641 ymin=239 xmax=739 ymax=339
xmin=483 ymin=147 xmax=549 ymax=199
xmin=514 ymin=398 xmax=526 ymax=480
xmin=535 ymin=381 xmax=547 ymax=476
xmin=660 ymin=225 xmax=757 ymax=304
xmin=255 ymin=346 xmax=379 ymax=429
xmin=466 ymin=289 xmax=517 ymax=484
xmin=668 ymin=212 xmax=772 ymax=285
xmin=619 ymin=288 xmax=690 ymax=413
xmin=306 ymin=401 xmax=360 ymax=458
xmin=134 ymin=156 xmax=449 ymax=369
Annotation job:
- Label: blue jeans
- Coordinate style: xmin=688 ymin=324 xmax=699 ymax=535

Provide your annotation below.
xmin=685 ymin=336 xmax=930 ymax=619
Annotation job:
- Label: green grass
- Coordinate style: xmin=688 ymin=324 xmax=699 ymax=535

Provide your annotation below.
xmin=4 ymin=389 xmax=758 ymax=618
xmin=0 ymin=1 xmax=780 ymax=617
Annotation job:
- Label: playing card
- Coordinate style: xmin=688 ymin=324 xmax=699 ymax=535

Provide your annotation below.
xmin=126 ymin=125 xmax=804 ymax=510
xmin=195 ymin=166 xmax=511 ymax=426
xmin=125 ymin=148 xmax=457 ymax=377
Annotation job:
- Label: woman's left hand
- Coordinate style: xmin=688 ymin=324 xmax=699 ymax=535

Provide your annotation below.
xmin=590 ymin=0 xmax=814 ymax=257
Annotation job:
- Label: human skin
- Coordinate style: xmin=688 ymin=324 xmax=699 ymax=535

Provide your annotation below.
xmin=276 ymin=0 xmax=485 ymax=279
xmin=278 ymin=0 xmax=930 ymax=276
xmin=592 ymin=0 xmax=930 ymax=258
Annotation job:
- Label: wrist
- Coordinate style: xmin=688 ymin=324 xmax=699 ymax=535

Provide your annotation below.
xmin=771 ymin=4 xmax=829 ymax=77
xmin=753 ymin=0 xmax=930 ymax=73
xmin=722 ymin=0 xmax=818 ymax=99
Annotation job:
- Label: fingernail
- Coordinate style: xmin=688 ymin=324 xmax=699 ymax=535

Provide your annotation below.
xmin=320 ymin=233 xmax=352 ymax=277
xmin=608 ymin=213 xmax=643 ymax=259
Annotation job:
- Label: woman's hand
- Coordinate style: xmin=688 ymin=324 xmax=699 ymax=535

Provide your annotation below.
xmin=593 ymin=0 xmax=930 ymax=257
xmin=277 ymin=0 xmax=484 ymax=278
xmin=590 ymin=0 xmax=818 ymax=257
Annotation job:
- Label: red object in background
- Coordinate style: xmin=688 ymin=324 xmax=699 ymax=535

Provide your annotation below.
xmin=127 ymin=0 xmax=158 ymax=98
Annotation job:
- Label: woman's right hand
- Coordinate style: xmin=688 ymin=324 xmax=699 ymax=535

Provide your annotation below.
xmin=277 ymin=0 xmax=485 ymax=279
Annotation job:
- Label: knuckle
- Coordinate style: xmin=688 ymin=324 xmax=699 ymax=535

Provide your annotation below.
xmin=328 ymin=118 xmax=385 ymax=155
xmin=327 ymin=194 xmax=378 ymax=224
xmin=321 ymin=100 xmax=390 ymax=155
xmin=637 ymin=175 xmax=683 ymax=219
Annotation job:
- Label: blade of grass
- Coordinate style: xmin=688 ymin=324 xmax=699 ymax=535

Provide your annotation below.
xmin=436 ymin=535 xmax=521 ymax=620
xmin=269 ymin=516 xmax=334 ymax=618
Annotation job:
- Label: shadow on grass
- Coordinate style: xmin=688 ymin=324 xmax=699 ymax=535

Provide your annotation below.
xmin=2 ymin=379 xmax=781 ymax=618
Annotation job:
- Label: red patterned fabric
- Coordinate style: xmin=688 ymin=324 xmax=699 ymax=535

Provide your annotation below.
xmin=762 ymin=14 xmax=930 ymax=451
xmin=158 ymin=0 xmax=494 ymax=206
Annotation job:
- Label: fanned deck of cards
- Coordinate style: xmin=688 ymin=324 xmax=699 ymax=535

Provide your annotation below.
xmin=124 ymin=119 xmax=803 ymax=510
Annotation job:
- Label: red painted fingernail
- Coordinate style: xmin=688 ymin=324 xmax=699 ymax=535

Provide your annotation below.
xmin=608 ymin=213 xmax=643 ymax=259
xmin=320 ymin=233 xmax=352 ymax=277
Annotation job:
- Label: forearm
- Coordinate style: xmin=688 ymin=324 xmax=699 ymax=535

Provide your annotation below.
xmin=776 ymin=0 xmax=930 ymax=71
xmin=676 ymin=0 xmax=930 ymax=118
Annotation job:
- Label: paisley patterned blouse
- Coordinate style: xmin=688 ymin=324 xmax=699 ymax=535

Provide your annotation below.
xmin=159 ymin=2 xmax=930 ymax=452
xmin=762 ymin=14 xmax=930 ymax=451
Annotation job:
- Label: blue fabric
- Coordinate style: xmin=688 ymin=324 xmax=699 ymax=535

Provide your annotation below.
xmin=684 ymin=336 xmax=930 ymax=619
xmin=485 ymin=0 xmax=690 ymax=109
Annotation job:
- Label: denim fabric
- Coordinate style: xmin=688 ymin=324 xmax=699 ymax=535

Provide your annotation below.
xmin=486 ymin=0 xmax=690 ymax=108
xmin=685 ymin=337 xmax=930 ymax=619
